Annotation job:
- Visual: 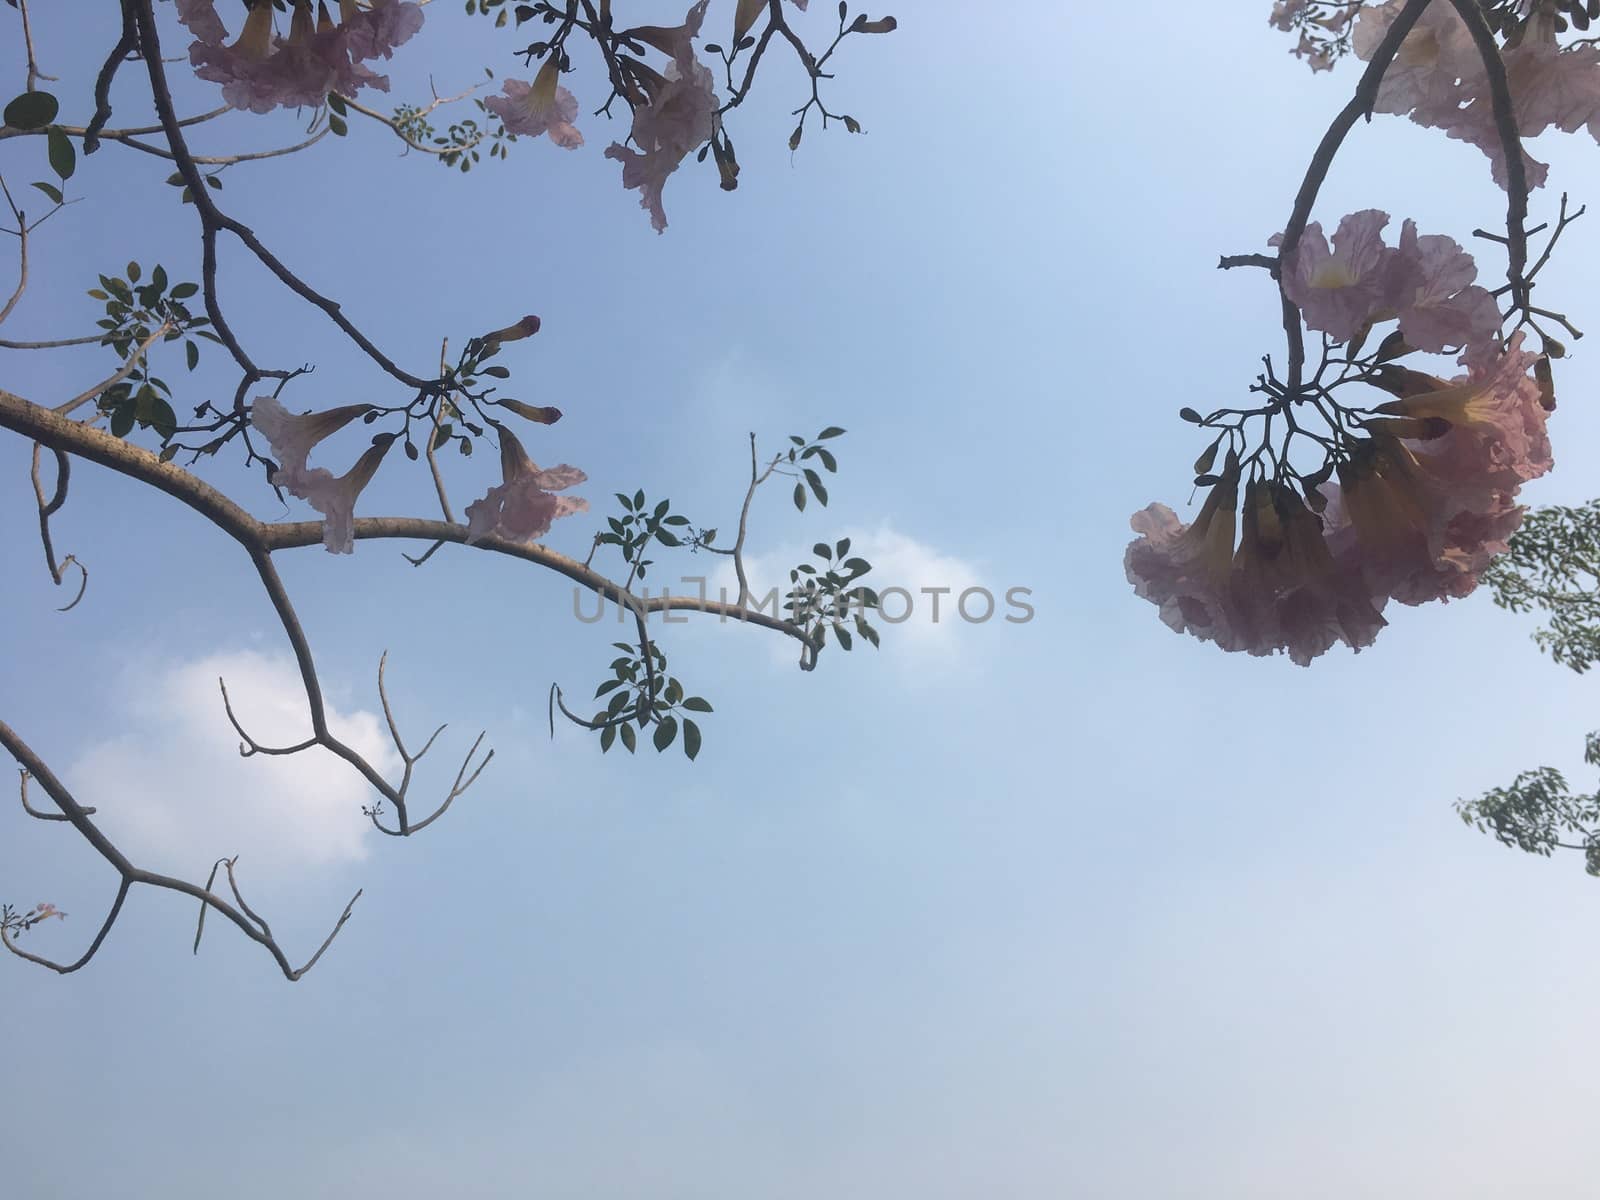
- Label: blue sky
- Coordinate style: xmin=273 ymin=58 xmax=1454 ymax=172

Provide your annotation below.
xmin=7 ymin=2 xmax=1600 ymax=1196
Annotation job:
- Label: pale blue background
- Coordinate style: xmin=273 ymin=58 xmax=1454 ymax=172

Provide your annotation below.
xmin=5 ymin=2 xmax=1600 ymax=1196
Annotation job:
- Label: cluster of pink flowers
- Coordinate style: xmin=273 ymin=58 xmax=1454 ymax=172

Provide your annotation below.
xmin=1347 ymin=0 xmax=1600 ymax=189
xmin=251 ymin=394 xmax=391 ymax=553
xmin=604 ymin=1 xmax=720 ymax=233
xmin=1126 ymin=332 xmax=1553 ymax=665
xmin=1269 ymin=1 xmax=1361 ymax=71
xmin=252 ymin=312 xmax=587 ymax=554
xmin=1275 ymin=208 xmax=1501 ymax=355
xmin=177 ymin=0 xmax=423 ymax=114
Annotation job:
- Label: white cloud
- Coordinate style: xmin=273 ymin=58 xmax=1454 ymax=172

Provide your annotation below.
xmin=67 ymin=650 xmax=398 ymax=880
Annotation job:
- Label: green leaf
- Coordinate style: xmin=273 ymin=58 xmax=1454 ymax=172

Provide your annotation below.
xmin=170 ymin=282 xmax=199 ymax=299
xmin=813 ymin=542 xmax=832 ymax=560
xmin=594 ymin=678 xmax=624 ymax=697
xmin=29 ymin=180 xmax=62 ymax=205
xmin=855 ymin=617 xmax=880 ymax=648
xmin=682 ymin=719 xmax=702 ymax=761
xmin=3 ymin=91 xmax=59 ymax=131
xmin=148 ymin=397 xmax=178 ymax=441
xmin=46 ymin=125 xmax=75 ymax=180
xmin=805 ymin=470 xmax=828 ymax=506
xmin=600 ymin=722 xmax=616 ymax=752
xmin=653 ymin=715 xmax=678 ymax=752
xmin=328 ymin=113 xmax=348 ymax=137
xmin=619 ymin=722 xmax=637 ymax=753
xmin=655 ymin=529 xmax=682 ymax=547
xmin=682 ymin=697 xmax=713 ymax=713
xmin=185 ymin=341 xmax=200 ymax=372
xmin=817 ymin=447 xmax=838 ymax=472
xmin=127 ymin=261 xmax=141 ymax=283
xmin=793 ymin=482 xmax=807 ymax=512
xmin=109 ymin=402 xmax=135 ymax=439
xmin=633 ymin=489 xmax=645 ymax=510
xmin=818 ymin=426 xmax=846 ymax=439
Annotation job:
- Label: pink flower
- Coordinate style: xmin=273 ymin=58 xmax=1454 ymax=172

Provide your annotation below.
xmin=486 ymin=78 xmax=584 ymax=148
xmin=281 ymin=438 xmax=395 ymax=554
xmin=180 ymin=0 xmax=422 ymax=114
xmin=1125 ymin=461 xmax=1242 ymax=650
xmin=1377 ymin=332 xmax=1552 ymax=489
xmin=1318 ymin=439 xmax=1520 ymax=608
xmin=176 ymin=0 xmax=228 ymax=44
xmin=1127 ymin=468 xmax=1387 ymax=666
xmin=1229 ymin=481 xmax=1387 ymax=666
xmin=1391 ymin=219 xmax=1501 ymax=356
xmin=464 ymin=426 xmax=588 ymax=545
xmin=1353 ymin=1 xmax=1600 ymax=190
xmin=339 ymin=0 xmax=424 ymax=61
xmin=624 ymin=0 xmax=709 ymax=64
xmin=1276 ymin=211 xmax=1503 ymax=356
xmin=251 ymin=394 xmax=374 ymax=479
xmin=1269 ymin=1 xmax=1308 ymax=32
xmin=1352 ymin=1 xmax=1478 ymax=123
xmin=251 ymin=394 xmax=391 ymax=554
xmin=1271 ymin=2 xmax=1357 ymax=71
xmin=606 ymin=1 xmax=717 ymax=233
xmin=1318 ymin=333 xmax=1552 ymax=605
xmin=1276 ymin=209 xmax=1397 ymax=343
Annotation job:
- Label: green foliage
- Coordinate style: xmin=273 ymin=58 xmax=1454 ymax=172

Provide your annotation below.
xmin=391 ymin=100 xmax=509 ymax=170
xmin=1458 ymin=729 xmax=1600 ymax=875
xmin=786 ymin=426 xmax=844 ymax=511
xmin=784 ymin=536 xmax=880 ymax=655
xmin=3 ymin=90 xmax=58 ymax=130
xmin=590 ymin=641 xmax=712 ymax=761
xmin=1486 ymin=500 xmax=1600 ymax=672
xmin=597 ymin=489 xmax=692 ymax=581
xmin=86 ymin=261 xmax=211 ymax=445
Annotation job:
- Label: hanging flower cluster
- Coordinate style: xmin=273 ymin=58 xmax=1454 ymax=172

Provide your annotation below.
xmin=1269 ymin=1 xmax=1363 ymax=71
xmin=1275 ymin=1 xmax=1600 ymax=188
xmin=603 ymin=1 xmax=720 ymax=233
xmin=1126 ymin=209 xmax=1555 ymax=666
xmin=250 ymin=305 xmax=586 ymax=555
xmin=251 ymin=394 xmax=392 ymax=553
xmin=177 ymin=0 xmax=424 ymax=113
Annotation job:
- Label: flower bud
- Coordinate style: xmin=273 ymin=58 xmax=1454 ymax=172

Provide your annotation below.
xmin=484 ymin=315 xmax=541 ymax=344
